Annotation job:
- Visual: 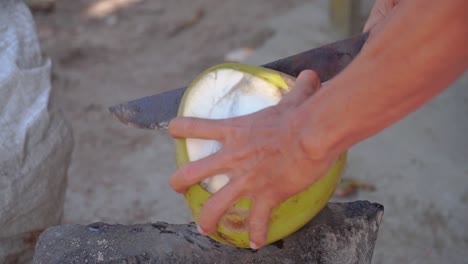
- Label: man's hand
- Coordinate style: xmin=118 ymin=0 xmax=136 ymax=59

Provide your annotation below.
xmin=363 ymin=0 xmax=401 ymax=39
xmin=169 ymin=70 xmax=337 ymax=249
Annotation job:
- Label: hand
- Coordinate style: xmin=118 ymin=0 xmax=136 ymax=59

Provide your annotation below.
xmin=364 ymin=0 xmax=402 ymax=38
xmin=169 ymin=70 xmax=338 ymax=249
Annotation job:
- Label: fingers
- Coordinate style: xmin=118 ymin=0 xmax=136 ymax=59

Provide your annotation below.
xmin=170 ymin=152 xmax=228 ymax=193
xmin=247 ymin=196 xmax=277 ymax=249
xmin=197 ymin=178 xmax=248 ymax=234
xmin=279 ymin=70 xmax=321 ymax=107
xmin=197 ymin=181 xmax=279 ymax=250
xmin=296 ymin=69 xmax=321 ymax=95
xmin=363 ymin=0 xmax=399 ymax=32
xmin=169 ymin=117 xmax=227 ymax=140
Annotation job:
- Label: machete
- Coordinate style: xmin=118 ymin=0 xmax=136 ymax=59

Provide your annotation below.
xmin=109 ymin=33 xmax=368 ymax=129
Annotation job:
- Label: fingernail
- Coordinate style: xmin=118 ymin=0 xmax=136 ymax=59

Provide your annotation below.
xmin=249 ymin=241 xmax=259 ymax=250
xmin=197 ymin=225 xmax=207 ymax=236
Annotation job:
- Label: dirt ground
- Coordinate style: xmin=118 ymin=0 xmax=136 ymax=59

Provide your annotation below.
xmin=32 ymin=0 xmax=309 ymax=225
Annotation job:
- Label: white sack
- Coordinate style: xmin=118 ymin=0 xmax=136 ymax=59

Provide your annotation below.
xmin=0 ymin=0 xmax=73 ymax=263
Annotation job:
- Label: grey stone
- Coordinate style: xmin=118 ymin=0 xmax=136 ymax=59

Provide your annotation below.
xmin=33 ymin=201 xmax=383 ymax=264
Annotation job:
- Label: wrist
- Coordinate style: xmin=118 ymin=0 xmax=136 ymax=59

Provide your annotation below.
xmin=290 ymin=95 xmax=346 ymax=162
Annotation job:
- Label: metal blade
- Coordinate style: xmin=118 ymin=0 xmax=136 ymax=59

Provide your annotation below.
xmin=110 ymin=33 xmax=368 ymax=130
xmin=110 ymin=87 xmax=185 ymax=129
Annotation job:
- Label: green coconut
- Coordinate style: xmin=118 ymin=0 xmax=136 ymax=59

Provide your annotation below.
xmin=175 ymin=63 xmax=346 ymax=248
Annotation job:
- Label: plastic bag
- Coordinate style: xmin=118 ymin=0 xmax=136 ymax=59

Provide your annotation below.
xmin=0 ymin=0 xmax=73 ymax=263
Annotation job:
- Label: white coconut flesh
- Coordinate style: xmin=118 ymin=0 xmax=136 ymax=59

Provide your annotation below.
xmin=183 ymin=68 xmax=284 ymax=194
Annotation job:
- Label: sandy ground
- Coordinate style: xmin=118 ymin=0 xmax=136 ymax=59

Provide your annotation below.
xmin=32 ymin=1 xmax=468 ymax=263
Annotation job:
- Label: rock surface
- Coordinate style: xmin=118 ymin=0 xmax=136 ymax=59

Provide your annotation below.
xmin=33 ymin=201 xmax=384 ymax=264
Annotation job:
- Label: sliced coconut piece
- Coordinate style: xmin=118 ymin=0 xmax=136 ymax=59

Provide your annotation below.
xmin=182 ymin=68 xmax=285 ymax=193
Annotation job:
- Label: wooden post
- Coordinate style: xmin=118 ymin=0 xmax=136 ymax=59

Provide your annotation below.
xmin=329 ymin=0 xmax=374 ymax=36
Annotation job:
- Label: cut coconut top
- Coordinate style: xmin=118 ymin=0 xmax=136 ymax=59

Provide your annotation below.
xmin=182 ymin=67 xmax=290 ymax=193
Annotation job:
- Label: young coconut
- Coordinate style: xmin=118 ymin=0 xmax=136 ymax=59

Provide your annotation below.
xmin=175 ymin=63 xmax=346 ymax=248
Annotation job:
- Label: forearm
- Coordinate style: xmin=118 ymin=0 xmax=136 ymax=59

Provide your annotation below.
xmin=296 ymin=0 xmax=468 ymax=158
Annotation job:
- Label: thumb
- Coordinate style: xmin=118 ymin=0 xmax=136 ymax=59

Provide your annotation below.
xmin=279 ymin=70 xmax=321 ymax=107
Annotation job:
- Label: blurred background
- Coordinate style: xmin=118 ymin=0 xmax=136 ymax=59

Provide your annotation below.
xmin=29 ymin=0 xmax=467 ymax=263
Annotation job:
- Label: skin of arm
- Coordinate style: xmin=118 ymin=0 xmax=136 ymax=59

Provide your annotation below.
xmin=169 ymin=0 xmax=468 ymax=249
xmin=299 ymin=0 xmax=468 ymax=159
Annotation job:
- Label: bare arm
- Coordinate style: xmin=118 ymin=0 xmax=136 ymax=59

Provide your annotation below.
xmin=298 ymin=0 xmax=468 ymax=159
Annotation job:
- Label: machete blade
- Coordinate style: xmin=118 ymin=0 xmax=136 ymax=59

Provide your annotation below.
xmin=109 ymin=87 xmax=185 ymax=130
xmin=110 ymin=33 xmax=368 ymax=130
